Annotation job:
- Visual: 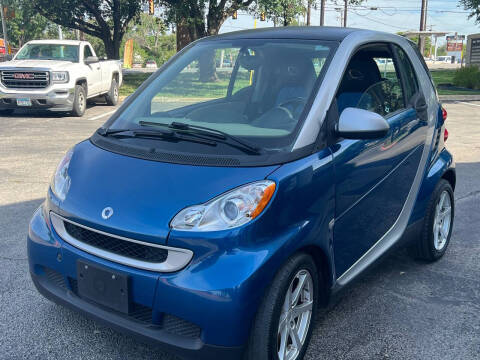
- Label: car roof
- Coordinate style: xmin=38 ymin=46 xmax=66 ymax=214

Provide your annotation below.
xmin=203 ymin=26 xmax=385 ymax=42
xmin=26 ymin=40 xmax=86 ymax=46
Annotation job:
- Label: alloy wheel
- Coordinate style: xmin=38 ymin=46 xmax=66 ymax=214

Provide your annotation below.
xmin=433 ymin=190 xmax=452 ymax=251
xmin=277 ymin=269 xmax=314 ymax=360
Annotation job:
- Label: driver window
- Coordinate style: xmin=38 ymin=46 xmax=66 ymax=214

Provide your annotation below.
xmin=336 ymin=44 xmax=406 ymax=118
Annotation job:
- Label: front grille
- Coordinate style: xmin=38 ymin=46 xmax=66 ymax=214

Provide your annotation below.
xmin=63 ymin=221 xmax=168 ymax=264
xmin=44 ymin=267 xmax=67 ymax=290
xmin=1 ymin=70 xmax=49 ymax=88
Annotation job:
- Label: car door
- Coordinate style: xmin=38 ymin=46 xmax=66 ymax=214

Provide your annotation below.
xmin=83 ymin=44 xmax=102 ymax=96
xmin=331 ymin=42 xmax=428 ymax=277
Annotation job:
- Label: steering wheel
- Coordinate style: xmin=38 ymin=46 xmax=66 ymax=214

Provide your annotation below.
xmin=276 ymin=97 xmax=307 ymax=120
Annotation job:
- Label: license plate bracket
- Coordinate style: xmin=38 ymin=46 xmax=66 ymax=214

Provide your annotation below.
xmin=77 ymin=260 xmax=130 ymax=314
xmin=16 ymin=98 xmax=32 ymax=107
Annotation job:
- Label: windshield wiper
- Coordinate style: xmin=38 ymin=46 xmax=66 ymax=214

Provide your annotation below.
xmin=96 ymin=127 xmax=217 ymax=146
xmin=138 ymin=120 xmax=263 ymax=155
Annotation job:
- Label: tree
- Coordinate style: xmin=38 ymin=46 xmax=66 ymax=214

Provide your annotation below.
xmin=125 ymin=13 xmax=176 ymax=66
xmin=258 ymin=0 xmax=305 ymax=27
xmin=160 ymin=0 xmax=255 ymax=82
xmin=3 ymin=0 xmax=50 ymax=48
xmin=160 ymin=0 xmax=256 ymax=51
xmin=459 ymin=0 xmax=480 ymax=23
xmin=32 ymin=0 xmax=142 ymax=59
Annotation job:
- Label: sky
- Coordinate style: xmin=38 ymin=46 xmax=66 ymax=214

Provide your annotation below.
xmin=220 ymin=0 xmax=480 ymax=45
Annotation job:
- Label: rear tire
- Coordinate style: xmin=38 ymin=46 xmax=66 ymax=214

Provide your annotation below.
xmin=72 ymin=85 xmax=86 ymax=117
xmin=105 ymin=78 xmax=119 ymax=106
xmin=245 ymin=253 xmax=320 ymax=360
xmin=411 ymin=179 xmax=454 ymax=261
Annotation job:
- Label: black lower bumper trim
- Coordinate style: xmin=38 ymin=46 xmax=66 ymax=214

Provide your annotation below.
xmin=30 ymin=271 xmax=244 ymax=360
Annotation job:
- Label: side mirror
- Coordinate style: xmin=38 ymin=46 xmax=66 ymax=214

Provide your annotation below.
xmin=337 ymin=108 xmax=390 ymax=139
xmin=85 ymin=56 xmax=99 ymax=65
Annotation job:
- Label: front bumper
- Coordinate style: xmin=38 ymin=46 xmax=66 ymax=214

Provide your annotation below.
xmin=0 ymin=86 xmax=75 ymax=111
xmin=28 ymin=205 xmax=258 ymax=359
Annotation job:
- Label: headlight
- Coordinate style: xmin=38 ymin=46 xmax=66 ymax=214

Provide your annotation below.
xmin=52 ymin=71 xmax=69 ymax=83
xmin=50 ymin=148 xmax=73 ymax=201
xmin=171 ymin=181 xmax=276 ymax=231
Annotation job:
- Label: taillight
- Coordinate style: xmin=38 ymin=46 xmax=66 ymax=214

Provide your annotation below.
xmin=444 ymin=128 xmax=449 ymax=142
xmin=442 ymin=107 xmax=447 ymax=121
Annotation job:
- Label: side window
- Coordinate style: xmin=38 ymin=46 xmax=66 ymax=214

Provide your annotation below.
xmin=395 ymin=46 xmax=419 ymax=103
xmin=84 ymin=45 xmax=93 ymax=58
xmin=336 ymin=44 xmax=406 ymax=118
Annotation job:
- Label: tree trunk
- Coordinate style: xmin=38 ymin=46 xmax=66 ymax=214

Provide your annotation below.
xmin=176 ymin=21 xmax=192 ymax=52
xmin=198 ymin=48 xmax=217 ymax=82
xmin=307 ymin=0 xmax=311 ymax=26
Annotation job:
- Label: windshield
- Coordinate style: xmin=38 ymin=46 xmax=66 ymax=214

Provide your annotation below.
xmin=15 ymin=44 xmax=79 ymax=62
xmin=106 ymin=39 xmax=335 ymax=155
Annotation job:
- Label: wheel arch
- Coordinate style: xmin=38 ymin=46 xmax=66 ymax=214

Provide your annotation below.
xmin=441 ymin=168 xmax=456 ymax=191
xmin=296 ymin=244 xmax=332 ymax=307
xmin=75 ymin=78 xmax=88 ymax=96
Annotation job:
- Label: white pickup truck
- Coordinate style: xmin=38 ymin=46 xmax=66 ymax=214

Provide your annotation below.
xmin=0 ymin=40 xmax=122 ymax=117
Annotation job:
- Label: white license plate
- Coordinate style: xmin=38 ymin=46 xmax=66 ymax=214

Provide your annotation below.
xmin=17 ymin=98 xmax=32 ymax=107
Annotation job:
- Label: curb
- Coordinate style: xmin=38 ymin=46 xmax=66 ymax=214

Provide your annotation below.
xmin=439 ymin=95 xmax=480 ymax=102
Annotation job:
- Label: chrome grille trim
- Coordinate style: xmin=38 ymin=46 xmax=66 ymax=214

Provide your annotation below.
xmin=50 ymin=212 xmax=193 ymax=272
xmin=1 ymin=70 xmax=50 ymax=88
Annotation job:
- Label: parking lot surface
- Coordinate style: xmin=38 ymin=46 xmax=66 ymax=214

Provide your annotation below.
xmin=1 ymin=102 xmax=479 ymax=359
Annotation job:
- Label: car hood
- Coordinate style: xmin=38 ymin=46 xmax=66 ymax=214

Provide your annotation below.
xmin=0 ymin=59 xmax=74 ymax=70
xmin=55 ymin=140 xmax=278 ymax=245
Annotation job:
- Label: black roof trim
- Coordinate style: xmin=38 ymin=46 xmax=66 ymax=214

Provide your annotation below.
xmin=200 ymin=26 xmax=361 ymax=42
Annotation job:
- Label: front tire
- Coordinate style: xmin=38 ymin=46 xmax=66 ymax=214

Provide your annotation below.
xmin=72 ymin=85 xmax=86 ymax=117
xmin=105 ymin=78 xmax=119 ymax=106
xmin=411 ymin=179 xmax=454 ymax=261
xmin=245 ymin=253 xmax=319 ymax=360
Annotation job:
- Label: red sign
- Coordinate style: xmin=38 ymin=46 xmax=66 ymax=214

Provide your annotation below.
xmin=447 ymin=42 xmax=463 ymax=52
xmin=0 ymin=47 xmax=5 ymax=55
xmin=13 ymin=73 xmax=35 ymax=80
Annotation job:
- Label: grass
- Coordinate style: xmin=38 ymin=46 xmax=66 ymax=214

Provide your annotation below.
xmin=121 ymin=69 xmax=480 ymax=98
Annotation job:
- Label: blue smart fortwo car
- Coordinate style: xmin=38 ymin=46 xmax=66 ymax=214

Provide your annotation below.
xmin=28 ymin=27 xmax=455 ymax=360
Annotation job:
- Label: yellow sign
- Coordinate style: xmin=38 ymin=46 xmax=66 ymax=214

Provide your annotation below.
xmin=123 ymin=39 xmax=134 ymax=69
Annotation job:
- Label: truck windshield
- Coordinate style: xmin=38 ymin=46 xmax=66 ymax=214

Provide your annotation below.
xmin=15 ymin=44 xmax=79 ymax=62
xmin=106 ymin=39 xmax=335 ymax=154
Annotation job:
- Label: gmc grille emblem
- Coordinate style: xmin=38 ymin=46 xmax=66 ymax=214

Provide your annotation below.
xmin=13 ymin=73 xmax=34 ymax=80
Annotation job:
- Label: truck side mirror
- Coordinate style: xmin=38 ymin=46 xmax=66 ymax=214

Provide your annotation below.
xmin=337 ymin=108 xmax=390 ymax=139
xmin=85 ymin=56 xmax=99 ymax=65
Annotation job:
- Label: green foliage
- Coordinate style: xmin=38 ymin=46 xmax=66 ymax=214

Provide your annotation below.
xmin=453 ymin=66 xmax=480 ymax=90
xmin=4 ymin=0 xmax=50 ymax=48
xmin=459 ymin=0 xmax=480 ymax=23
xmin=32 ymin=0 xmax=142 ymax=58
xmin=122 ymin=13 xmax=176 ymax=65
xmin=258 ymin=0 xmax=305 ymax=26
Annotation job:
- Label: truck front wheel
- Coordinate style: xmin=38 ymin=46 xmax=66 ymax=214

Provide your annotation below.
xmin=105 ymin=78 xmax=119 ymax=106
xmin=72 ymin=85 xmax=86 ymax=117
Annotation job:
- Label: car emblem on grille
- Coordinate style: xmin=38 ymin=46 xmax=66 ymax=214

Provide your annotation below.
xmin=13 ymin=73 xmax=35 ymax=80
xmin=101 ymin=207 xmax=114 ymax=220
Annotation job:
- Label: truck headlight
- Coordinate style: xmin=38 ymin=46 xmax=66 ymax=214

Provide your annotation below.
xmin=170 ymin=181 xmax=276 ymax=231
xmin=52 ymin=71 xmax=69 ymax=83
xmin=50 ymin=148 xmax=73 ymax=201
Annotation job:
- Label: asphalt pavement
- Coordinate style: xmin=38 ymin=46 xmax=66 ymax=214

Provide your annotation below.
xmin=1 ymin=102 xmax=479 ymax=359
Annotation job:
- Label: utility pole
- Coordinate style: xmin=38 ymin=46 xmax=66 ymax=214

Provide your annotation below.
xmin=58 ymin=25 xmax=63 ymax=40
xmin=0 ymin=0 xmax=9 ymax=55
xmin=418 ymin=0 xmax=428 ymax=55
xmin=320 ymin=0 xmax=326 ymax=26
xmin=344 ymin=0 xmax=348 ymax=27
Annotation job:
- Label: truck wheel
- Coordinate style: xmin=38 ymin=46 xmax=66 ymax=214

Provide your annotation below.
xmin=72 ymin=85 xmax=86 ymax=117
xmin=245 ymin=253 xmax=319 ymax=360
xmin=411 ymin=179 xmax=454 ymax=261
xmin=105 ymin=78 xmax=119 ymax=106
